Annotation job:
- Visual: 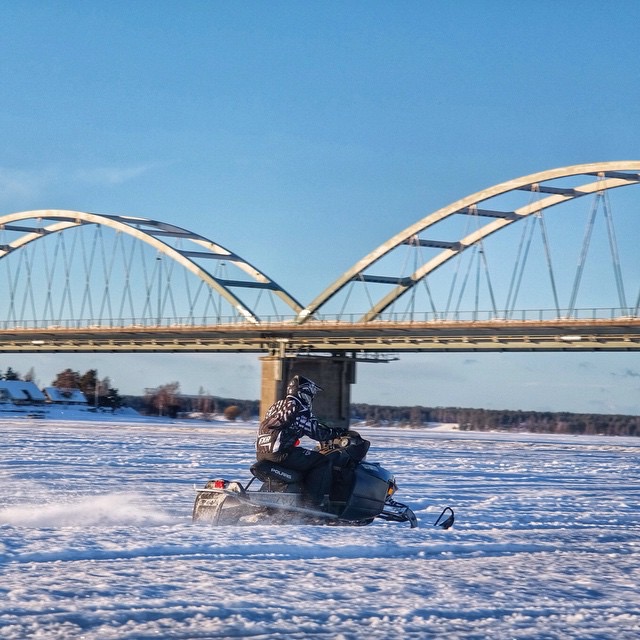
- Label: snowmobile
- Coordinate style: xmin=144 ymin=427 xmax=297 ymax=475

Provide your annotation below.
xmin=192 ymin=429 xmax=455 ymax=529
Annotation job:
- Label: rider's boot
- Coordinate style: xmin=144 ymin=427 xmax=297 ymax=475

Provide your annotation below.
xmin=303 ymin=493 xmax=330 ymax=511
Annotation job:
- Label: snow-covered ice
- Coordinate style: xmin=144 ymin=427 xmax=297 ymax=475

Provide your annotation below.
xmin=1 ymin=418 xmax=639 ymax=639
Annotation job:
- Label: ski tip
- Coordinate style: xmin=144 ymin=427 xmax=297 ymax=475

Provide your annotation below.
xmin=433 ymin=506 xmax=455 ymax=529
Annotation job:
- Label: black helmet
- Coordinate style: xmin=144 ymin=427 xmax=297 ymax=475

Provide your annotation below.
xmin=286 ymin=375 xmax=323 ymax=407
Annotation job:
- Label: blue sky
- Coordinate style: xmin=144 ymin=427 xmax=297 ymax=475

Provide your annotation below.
xmin=1 ymin=1 xmax=639 ymax=414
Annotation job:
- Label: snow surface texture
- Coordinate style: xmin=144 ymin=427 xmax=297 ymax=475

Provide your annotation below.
xmin=1 ymin=419 xmax=639 ymax=639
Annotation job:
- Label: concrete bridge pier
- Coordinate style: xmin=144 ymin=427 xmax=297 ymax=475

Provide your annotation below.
xmin=260 ymin=355 xmax=356 ymax=428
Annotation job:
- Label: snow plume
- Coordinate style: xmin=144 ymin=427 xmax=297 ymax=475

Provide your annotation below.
xmin=0 ymin=492 xmax=173 ymax=528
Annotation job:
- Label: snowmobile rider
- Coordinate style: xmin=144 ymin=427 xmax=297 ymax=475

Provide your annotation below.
xmin=256 ymin=375 xmax=345 ymax=508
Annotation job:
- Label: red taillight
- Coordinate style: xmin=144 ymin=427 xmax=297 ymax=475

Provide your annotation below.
xmin=214 ymin=479 xmax=227 ymax=489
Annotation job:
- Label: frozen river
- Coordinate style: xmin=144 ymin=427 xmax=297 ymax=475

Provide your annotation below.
xmin=1 ymin=418 xmax=639 ymax=639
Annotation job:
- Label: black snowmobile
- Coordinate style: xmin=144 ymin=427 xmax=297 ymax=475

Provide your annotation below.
xmin=192 ymin=429 xmax=454 ymax=529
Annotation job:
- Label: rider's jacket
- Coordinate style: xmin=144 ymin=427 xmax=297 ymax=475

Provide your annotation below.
xmin=256 ymin=394 xmax=343 ymax=462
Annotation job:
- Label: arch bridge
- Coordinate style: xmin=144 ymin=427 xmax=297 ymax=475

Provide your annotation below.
xmin=1 ymin=161 xmax=639 ymax=422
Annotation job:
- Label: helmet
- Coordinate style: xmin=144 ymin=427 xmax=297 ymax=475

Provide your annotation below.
xmin=286 ymin=375 xmax=323 ymax=407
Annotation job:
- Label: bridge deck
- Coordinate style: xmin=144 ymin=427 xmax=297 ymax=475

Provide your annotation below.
xmin=2 ymin=318 xmax=639 ymax=353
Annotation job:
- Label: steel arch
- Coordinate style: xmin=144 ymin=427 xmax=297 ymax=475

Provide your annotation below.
xmin=298 ymin=161 xmax=640 ymax=323
xmin=0 ymin=209 xmax=303 ymax=323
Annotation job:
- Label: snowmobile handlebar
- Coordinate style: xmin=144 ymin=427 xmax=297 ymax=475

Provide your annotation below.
xmin=317 ymin=429 xmax=370 ymax=461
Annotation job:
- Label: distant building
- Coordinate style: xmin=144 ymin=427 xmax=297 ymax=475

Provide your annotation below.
xmin=43 ymin=387 xmax=89 ymax=406
xmin=0 ymin=380 xmax=47 ymax=405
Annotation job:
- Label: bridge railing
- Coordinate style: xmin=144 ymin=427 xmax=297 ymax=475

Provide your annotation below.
xmin=0 ymin=307 xmax=637 ymax=331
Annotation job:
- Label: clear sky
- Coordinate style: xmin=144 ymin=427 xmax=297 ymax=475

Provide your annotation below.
xmin=1 ymin=1 xmax=639 ymax=414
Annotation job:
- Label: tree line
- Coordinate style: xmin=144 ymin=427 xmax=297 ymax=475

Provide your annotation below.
xmin=0 ymin=366 xmax=258 ymax=418
xmin=122 ymin=384 xmax=258 ymax=420
xmin=2 ymin=365 xmax=638 ymax=435
xmin=350 ymin=403 xmax=640 ymax=437
xmin=1 ymin=365 xmax=122 ymax=409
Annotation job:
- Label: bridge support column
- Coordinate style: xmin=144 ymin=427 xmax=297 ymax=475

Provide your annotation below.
xmin=260 ymin=355 xmax=356 ymax=428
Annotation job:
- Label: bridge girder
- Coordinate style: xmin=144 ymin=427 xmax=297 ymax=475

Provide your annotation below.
xmin=0 ymin=210 xmax=303 ymax=323
xmin=1 ymin=317 xmax=639 ymax=353
xmin=298 ymin=161 xmax=640 ymax=323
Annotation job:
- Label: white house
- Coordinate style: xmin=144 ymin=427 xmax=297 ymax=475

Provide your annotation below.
xmin=43 ymin=387 xmax=89 ymax=405
xmin=0 ymin=380 xmax=47 ymax=405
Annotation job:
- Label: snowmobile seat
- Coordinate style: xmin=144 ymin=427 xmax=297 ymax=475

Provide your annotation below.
xmin=250 ymin=460 xmax=304 ymax=492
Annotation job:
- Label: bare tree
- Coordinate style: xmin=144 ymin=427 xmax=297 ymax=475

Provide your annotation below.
xmin=197 ymin=386 xmax=215 ymax=420
xmin=145 ymin=382 xmax=181 ymax=417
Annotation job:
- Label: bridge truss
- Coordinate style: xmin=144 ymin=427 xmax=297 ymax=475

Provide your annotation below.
xmin=300 ymin=161 xmax=640 ymax=324
xmin=0 ymin=210 xmax=302 ymax=327
xmin=1 ymin=162 xmax=639 ymax=354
